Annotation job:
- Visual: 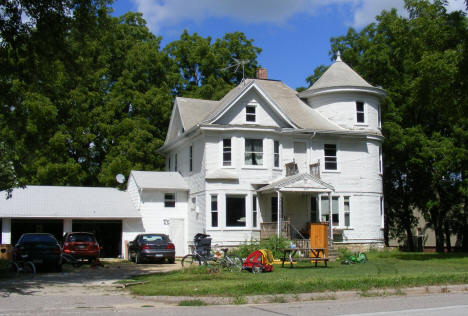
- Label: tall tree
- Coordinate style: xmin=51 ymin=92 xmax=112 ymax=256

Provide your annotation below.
xmin=306 ymin=0 xmax=467 ymax=251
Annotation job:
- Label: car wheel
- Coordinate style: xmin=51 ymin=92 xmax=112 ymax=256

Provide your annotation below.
xmin=168 ymin=258 xmax=175 ymax=264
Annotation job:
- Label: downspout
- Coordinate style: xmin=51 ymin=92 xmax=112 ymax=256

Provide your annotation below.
xmin=277 ymin=191 xmax=282 ymax=238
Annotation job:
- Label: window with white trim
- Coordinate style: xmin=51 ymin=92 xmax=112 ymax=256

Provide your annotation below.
xmin=211 ymin=195 xmax=218 ymax=227
xmin=226 ymin=196 xmax=246 ymax=227
xmin=344 ymin=196 xmax=350 ymax=227
xmin=356 ymin=101 xmax=365 ymax=123
xmin=223 ymin=139 xmax=231 ymax=166
xmin=274 ymin=140 xmax=280 ymax=168
xmin=252 ymin=195 xmax=258 ymax=228
xmin=321 ymin=196 xmax=339 ymax=226
xmin=380 ymin=196 xmax=385 ymax=228
xmin=164 ymin=193 xmax=175 ymax=208
xmin=379 ymin=146 xmax=383 ymax=174
xmin=324 ymin=144 xmax=337 ymax=170
xmin=246 ymin=106 xmax=256 ymax=122
xmin=245 ymin=139 xmax=263 ymax=166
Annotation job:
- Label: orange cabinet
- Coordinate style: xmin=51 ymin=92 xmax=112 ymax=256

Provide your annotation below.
xmin=309 ymin=223 xmax=328 ymax=258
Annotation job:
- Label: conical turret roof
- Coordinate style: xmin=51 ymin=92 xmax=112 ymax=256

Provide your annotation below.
xmin=308 ymin=52 xmax=373 ymax=91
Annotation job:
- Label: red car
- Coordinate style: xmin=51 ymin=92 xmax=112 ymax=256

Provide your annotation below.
xmin=63 ymin=232 xmax=100 ymax=261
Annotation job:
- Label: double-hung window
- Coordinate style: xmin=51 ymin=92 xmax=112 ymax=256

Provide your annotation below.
xmin=211 ymin=195 xmax=218 ymax=227
xmin=164 ymin=193 xmax=175 ymax=208
xmin=274 ymin=140 xmax=280 ymax=168
xmin=356 ymin=101 xmax=365 ymax=123
xmin=223 ymin=139 xmax=231 ymax=166
xmin=321 ymin=196 xmax=339 ymax=226
xmin=344 ymin=196 xmax=350 ymax=227
xmin=246 ymin=106 xmax=256 ymax=122
xmin=245 ymin=139 xmax=263 ymax=166
xmin=324 ymin=144 xmax=337 ymax=170
xmin=252 ymin=195 xmax=258 ymax=228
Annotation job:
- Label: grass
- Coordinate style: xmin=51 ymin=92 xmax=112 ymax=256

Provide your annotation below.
xmin=178 ymin=300 xmax=208 ymax=306
xmin=124 ymin=251 xmax=468 ymax=297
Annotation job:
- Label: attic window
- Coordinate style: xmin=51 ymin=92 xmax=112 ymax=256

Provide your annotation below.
xmin=246 ymin=106 xmax=256 ymax=122
xmin=356 ymin=101 xmax=365 ymax=123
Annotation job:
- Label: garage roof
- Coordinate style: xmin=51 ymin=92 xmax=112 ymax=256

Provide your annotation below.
xmin=130 ymin=171 xmax=189 ymax=190
xmin=0 ymin=186 xmax=140 ymax=218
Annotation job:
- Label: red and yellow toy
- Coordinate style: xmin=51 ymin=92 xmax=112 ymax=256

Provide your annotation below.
xmin=242 ymin=249 xmax=274 ymax=273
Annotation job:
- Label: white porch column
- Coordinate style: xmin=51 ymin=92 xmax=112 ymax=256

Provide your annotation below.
xmin=328 ymin=192 xmax=333 ymax=240
xmin=1 ymin=218 xmax=11 ymax=244
xmin=63 ymin=219 xmax=73 ymax=234
xmin=277 ymin=191 xmax=282 ymax=237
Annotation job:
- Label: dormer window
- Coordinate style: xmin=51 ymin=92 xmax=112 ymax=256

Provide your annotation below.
xmin=246 ymin=106 xmax=256 ymax=122
xmin=356 ymin=101 xmax=365 ymax=123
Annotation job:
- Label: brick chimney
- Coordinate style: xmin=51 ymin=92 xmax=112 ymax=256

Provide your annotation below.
xmin=256 ymin=68 xmax=267 ymax=80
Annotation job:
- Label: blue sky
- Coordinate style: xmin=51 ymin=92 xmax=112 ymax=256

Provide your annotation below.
xmin=111 ymin=0 xmax=466 ymax=89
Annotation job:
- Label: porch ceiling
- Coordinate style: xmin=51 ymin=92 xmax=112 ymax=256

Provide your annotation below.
xmin=257 ymin=173 xmax=334 ymax=194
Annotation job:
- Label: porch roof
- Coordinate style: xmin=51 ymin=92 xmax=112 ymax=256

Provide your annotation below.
xmin=257 ymin=173 xmax=334 ymax=194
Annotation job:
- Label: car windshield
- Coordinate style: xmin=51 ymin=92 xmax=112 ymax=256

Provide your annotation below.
xmin=20 ymin=234 xmax=57 ymax=243
xmin=68 ymin=234 xmax=95 ymax=242
xmin=141 ymin=235 xmax=168 ymax=243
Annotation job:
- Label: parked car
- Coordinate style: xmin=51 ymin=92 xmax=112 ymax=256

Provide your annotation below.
xmin=13 ymin=233 xmax=62 ymax=271
xmin=128 ymin=234 xmax=175 ymax=264
xmin=62 ymin=232 xmax=101 ymax=261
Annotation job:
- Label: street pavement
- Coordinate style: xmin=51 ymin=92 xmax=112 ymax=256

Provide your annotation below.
xmin=1 ymin=261 xmax=468 ymax=315
xmin=1 ymin=292 xmax=468 ymax=315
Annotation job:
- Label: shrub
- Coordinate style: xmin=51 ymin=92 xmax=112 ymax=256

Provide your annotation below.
xmin=232 ymin=236 xmax=291 ymax=259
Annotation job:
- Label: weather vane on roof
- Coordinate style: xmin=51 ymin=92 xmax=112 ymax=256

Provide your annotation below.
xmin=221 ymin=58 xmax=250 ymax=83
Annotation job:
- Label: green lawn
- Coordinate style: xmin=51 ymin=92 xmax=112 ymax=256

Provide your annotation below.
xmin=126 ymin=251 xmax=468 ymax=297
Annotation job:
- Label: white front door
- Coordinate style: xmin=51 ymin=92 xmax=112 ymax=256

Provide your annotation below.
xmin=294 ymin=142 xmax=307 ymax=173
xmin=169 ymin=218 xmax=185 ymax=257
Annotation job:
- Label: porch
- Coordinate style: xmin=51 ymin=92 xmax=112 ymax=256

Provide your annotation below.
xmin=257 ymin=170 xmax=336 ymax=241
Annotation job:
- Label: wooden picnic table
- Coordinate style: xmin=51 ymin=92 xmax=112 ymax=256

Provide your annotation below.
xmin=281 ymin=248 xmax=329 ymax=268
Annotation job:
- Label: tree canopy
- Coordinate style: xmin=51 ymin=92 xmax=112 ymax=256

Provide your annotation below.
xmin=307 ymin=0 xmax=467 ymax=252
xmin=0 ymin=0 xmax=261 ymax=192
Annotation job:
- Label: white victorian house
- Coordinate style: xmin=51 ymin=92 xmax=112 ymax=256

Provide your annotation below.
xmin=157 ymin=54 xmax=386 ymax=252
xmin=0 ymin=55 xmax=385 ymax=257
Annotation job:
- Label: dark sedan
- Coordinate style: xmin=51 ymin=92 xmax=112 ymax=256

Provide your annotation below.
xmin=128 ymin=234 xmax=175 ymax=264
xmin=13 ymin=233 xmax=63 ymax=271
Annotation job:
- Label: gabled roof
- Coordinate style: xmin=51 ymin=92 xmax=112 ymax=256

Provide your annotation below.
xmin=130 ymin=171 xmax=189 ymax=190
xmin=257 ymin=173 xmax=334 ymax=193
xmin=0 ymin=186 xmax=140 ymax=218
xmin=176 ymin=97 xmax=219 ymax=130
xmin=174 ymin=79 xmax=343 ymax=133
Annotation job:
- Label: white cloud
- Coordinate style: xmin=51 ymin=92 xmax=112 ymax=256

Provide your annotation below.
xmin=132 ymin=0 xmax=467 ymax=33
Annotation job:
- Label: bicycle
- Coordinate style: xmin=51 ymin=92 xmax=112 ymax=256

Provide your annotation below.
xmin=181 ymin=234 xmax=225 ymax=268
xmin=8 ymin=260 xmax=36 ymax=276
xmin=218 ymin=248 xmax=243 ymax=272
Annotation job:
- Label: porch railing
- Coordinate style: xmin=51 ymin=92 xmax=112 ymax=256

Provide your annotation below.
xmin=260 ymin=221 xmax=290 ymax=239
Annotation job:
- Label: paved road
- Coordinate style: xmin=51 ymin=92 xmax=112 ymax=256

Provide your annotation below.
xmin=1 ymin=291 xmax=468 ymax=315
xmin=1 ymin=262 xmax=468 ymax=315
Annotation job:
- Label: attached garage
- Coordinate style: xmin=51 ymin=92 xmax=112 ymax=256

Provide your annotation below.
xmin=11 ymin=219 xmax=63 ymax=245
xmin=0 ymin=186 xmax=140 ymax=257
xmin=72 ymin=220 xmax=122 ymax=258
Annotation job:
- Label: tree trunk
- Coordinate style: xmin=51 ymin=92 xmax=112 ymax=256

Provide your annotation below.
xmin=434 ymin=225 xmax=445 ymax=253
xmin=444 ymin=225 xmax=452 ymax=252
xmin=405 ymin=224 xmax=415 ymax=251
